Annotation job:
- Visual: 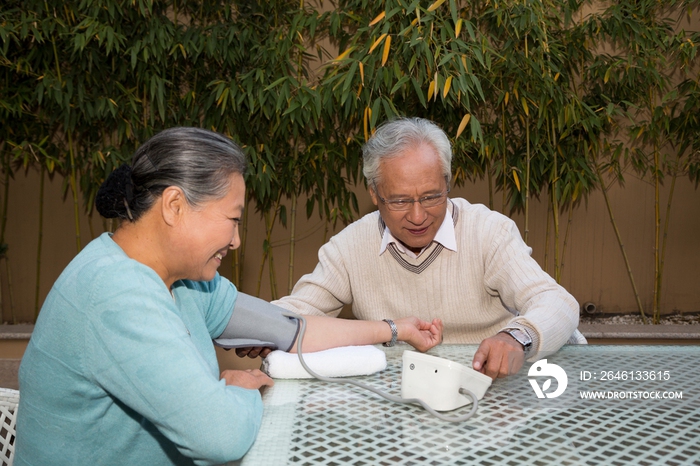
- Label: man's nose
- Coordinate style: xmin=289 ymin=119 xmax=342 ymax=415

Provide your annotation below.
xmin=406 ymin=200 xmax=428 ymax=224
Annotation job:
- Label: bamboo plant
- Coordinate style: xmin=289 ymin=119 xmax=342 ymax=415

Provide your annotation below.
xmin=1 ymin=0 xmax=699 ymax=323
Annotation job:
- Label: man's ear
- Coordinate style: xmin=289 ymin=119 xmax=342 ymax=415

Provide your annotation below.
xmin=161 ymin=186 xmax=186 ymax=226
xmin=369 ymin=185 xmax=379 ymax=207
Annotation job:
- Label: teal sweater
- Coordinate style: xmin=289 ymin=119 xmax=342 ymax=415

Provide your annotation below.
xmin=16 ymin=233 xmax=262 ymax=465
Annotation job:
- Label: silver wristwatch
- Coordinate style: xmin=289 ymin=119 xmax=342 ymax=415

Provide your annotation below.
xmin=500 ymin=328 xmax=533 ymax=356
xmin=382 ymin=319 xmax=398 ymax=347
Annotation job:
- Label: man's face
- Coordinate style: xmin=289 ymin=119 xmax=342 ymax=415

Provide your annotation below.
xmin=369 ymin=143 xmax=449 ymax=253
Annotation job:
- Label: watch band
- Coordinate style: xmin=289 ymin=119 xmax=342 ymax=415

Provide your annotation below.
xmin=500 ymin=327 xmax=533 ymax=356
xmin=382 ymin=319 xmax=398 ymax=347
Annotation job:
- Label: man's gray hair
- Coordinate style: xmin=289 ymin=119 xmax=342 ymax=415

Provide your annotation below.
xmin=362 ymin=117 xmax=452 ymax=188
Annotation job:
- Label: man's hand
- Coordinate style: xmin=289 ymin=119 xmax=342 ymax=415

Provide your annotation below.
xmin=234 ymin=347 xmax=273 ymax=359
xmin=472 ymin=333 xmax=525 ymax=379
xmin=395 ymin=317 xmax=443 ymax=352
xmin=220 ymin=369 xmax=274 ymax=390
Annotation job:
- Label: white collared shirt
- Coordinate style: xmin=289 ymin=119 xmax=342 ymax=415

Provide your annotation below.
xmin=379 ymin=205 xmax=457 ymax=259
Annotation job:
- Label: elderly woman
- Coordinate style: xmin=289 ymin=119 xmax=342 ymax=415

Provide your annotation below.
xmin=15 ymin=127 xmax=443 ymax=466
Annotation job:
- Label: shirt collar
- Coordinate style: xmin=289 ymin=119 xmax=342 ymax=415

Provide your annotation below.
xmin=379 ymin=201 xmax=457 ymax=258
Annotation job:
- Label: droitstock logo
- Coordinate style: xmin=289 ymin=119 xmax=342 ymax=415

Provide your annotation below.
xmin=528 ymin=359 xmax=568 ymax=399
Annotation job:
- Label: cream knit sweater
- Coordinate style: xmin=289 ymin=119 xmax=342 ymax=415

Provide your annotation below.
xmin=273 ymin=198 xmax=579 ymax=359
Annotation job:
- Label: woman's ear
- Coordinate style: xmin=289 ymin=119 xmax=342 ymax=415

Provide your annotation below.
xmin=160 ymin=186 xmax=186 ymax=226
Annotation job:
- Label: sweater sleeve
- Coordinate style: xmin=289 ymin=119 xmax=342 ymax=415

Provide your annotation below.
xmin=174 ymin=273 xmax=238 ymax=339
xmin=482 ymin=216 xmax=579 ymax=360
xmin=272 ymin=236 xmax=353 ymax=317
xmin=85 ymin=264 xmax=262 ymax=465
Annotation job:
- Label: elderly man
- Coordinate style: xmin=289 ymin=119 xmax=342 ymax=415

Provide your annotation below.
xmin=273 ymin=117 xmax=582 ymax=378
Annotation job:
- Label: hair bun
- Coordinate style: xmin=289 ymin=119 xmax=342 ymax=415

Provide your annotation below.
xmin=95 ymin=165 xmax=133 ymax=219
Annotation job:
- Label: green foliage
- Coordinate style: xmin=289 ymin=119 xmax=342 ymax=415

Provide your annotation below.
xmin=1 ymin=0 xmax=700 ymax=316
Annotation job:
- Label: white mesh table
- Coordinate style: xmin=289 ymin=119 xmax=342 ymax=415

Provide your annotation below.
xmin=240 ymin=345 xmax=700 ymax=465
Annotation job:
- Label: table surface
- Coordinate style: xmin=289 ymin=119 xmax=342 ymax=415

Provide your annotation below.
xmin=240 ymin=345 xmax=700 ymax=466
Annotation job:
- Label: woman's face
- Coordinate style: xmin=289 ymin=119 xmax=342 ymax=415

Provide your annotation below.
xmin=177 ymin=172 xmax=246 ymax=283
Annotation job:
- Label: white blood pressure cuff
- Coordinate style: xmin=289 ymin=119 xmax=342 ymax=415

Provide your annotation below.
xmin=213 ymin=293 xmax=300 ymax=352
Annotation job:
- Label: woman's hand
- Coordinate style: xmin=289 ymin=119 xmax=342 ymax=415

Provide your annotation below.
xmin=235 ymin=347 xmax=273 ymax=359
xmin=395 ymin=317 xmax=443 ymax=352
xmin=220 ymin=369 xmax=274 ymax=390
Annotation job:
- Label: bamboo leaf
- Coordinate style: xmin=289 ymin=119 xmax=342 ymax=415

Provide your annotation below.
xmin=455 ymin=19 xmax=462 ymax=37
xmin=513 ymin=170 xmax=521 ymax=192
xmin=456 ymin=113 xmax=471 ymax=138
xmin=521 ymin=97 xmax=529 ymax=116
xmin=342 ymin=61 xmax=358 ymax=93
xmin=359 ymin=61 xmax=364 ymax=86
xmin=427 ymin=0 xmax=447 ymax=12
xmin=381 ymin=35 xmax=392 ymax=66
xmin=449 ymin=0 xmax=459 ymax=24
xmin=371 ymin=98 xmax=381 ymax=127
xmin=369 ymin=11 xmax=386 ymax=27
xmin=334 ymin=47 xmax=354 ymax=61
xmin=390 ymin=76 xmax=411 ymax=94
xmin=443 ymin=76 xmax=452 ymax=98
xmin=369 ymin=33 xmax=387 ymax=54
xmin=427 ymin=79 xmax=435 ymax=101
xmin=412 ymin=77 xmax=427 ymax=108
xmin=364 ymin=106 xmax=370 ymax=141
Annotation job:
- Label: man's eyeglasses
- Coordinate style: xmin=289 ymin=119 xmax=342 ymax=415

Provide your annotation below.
xmin=375 ymin=187 xmax=450 ymax=212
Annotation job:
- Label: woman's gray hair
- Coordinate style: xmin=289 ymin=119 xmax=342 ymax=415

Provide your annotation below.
xmin=96 ymin=127 xmax=247 ymax=221
xmin=362 ymin=117 xmax=452 ymax=188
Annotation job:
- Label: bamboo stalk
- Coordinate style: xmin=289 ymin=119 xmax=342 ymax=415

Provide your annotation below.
xmin=524 ymin=122 xmax=530 ymax=244
xmin=486 ymin=158 xmax=493 ymax=211
xmin=88 ymin=212 xmax=95 ymax=240
xmin=255 ymin=212 xmax=272 ymax=297
xmin=0 ymin=158 xmax=8 ymax=323
xmin=323 ymin=217 xmax=330 ymax=244
xmin=255 ymin=196 xmax=280 ymax=297
xmin=0 ymin=153 xmax=14 ymax=322
xmin=551 ymin=121 xmax=561 ymax=283
xmin=560 ymin=202 xmax=574 ymax=281
xmin=657 ymin=169 xmax=677 ymax=324
xmin=553 ymin=184 xmax=561 ymax=283
xmin=46 ymin=0 xmax=81 ymax=252
xmin=288 ymin=191 xmax=298 ymax=295
xmin=0 ymin=163 xmax=9 ymax=245
xmin=523 ymin=34 xmax=530 ymax=244
xmin=286 ymin=10 xmax=307 ymax=296
xmin=652 ymin=142 xmax=661 ymax=323
xmin=269 ymin=239 xmax=278 ymax=301
xmin=67 ymin=132 xmax=82 ymax=252
xmin=35 ymin=165 xmax=46 ymax=320
xmin=501 ymin=103 xmax=507 ymax=214
xmin=544 ymin=187 xmax=551 ymax=274
xmin=593 ymin=151 xmax=647 ymax=322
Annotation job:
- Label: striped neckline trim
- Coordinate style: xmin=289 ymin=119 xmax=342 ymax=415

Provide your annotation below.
xmin=377 ymin=199 xmax=460 ymax=274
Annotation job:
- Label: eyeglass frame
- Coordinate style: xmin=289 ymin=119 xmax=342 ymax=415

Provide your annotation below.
xmin=372 ymin=183 xmax=451 ymax=212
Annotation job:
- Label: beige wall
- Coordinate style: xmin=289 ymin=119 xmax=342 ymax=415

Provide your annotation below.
xmin=1 ymin=164 xmax=699 ymax=325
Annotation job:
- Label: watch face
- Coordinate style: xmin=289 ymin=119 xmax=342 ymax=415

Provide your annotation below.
xmin=508 ymin=329 xmax=532 ymax=348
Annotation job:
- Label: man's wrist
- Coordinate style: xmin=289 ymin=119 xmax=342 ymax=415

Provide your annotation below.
xmin=499 ymin=327 xmax=533 ymax=357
